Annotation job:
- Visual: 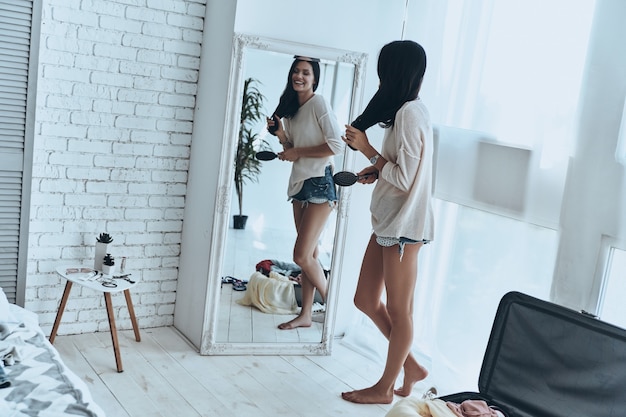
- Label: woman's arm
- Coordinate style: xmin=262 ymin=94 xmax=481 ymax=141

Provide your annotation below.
xmin=267 ymin=114 xmax=292 ymax=148
xmin=317 ymin=102 xmax=344 ymax=156
xmin=279 ymin=142 xmax=334 ymax=161
xmin=343 ymin=125 xmax=388 ymax=172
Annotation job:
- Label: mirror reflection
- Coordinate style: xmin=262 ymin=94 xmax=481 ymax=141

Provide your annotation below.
xmin=216 ymin=36 xmax=362 ymax=346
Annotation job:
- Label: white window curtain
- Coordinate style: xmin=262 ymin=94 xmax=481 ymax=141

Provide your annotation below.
xmin=430 ymin=0 xmax=595 ymax=166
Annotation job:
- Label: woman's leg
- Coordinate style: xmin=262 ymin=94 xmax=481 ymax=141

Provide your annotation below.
xmin=342 ymin=238 xmax=427 ymax=404
xmin=351 ymin=234 xmax=386 ymax=324
xmin=352 ymin=237 xmax=427 ymax=392
xmin=278 ymin=202 xmax=332 ymax=330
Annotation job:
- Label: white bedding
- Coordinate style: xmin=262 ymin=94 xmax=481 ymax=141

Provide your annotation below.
xmin=0 ymin=302 xmax=106 ymax=417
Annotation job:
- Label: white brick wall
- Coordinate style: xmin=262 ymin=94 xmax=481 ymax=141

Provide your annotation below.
xmin=26 ymin=0 xmax=207 ymax=335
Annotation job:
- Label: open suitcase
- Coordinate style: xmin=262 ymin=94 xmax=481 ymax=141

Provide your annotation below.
xmin=439 ymin=291 xmax=626 ymax=417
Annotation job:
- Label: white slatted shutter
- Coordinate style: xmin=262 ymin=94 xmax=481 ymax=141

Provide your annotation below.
xmin=0 ymin=0 xmax=39 ymax=304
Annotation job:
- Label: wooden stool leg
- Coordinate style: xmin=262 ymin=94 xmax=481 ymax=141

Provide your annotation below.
xmin=124 ymin=289 xmax=141 ymax=342
xmin=49 ymin=281 xmax=73 ymax=344
xmin=104 ymin=292 xmax=123 ymax=372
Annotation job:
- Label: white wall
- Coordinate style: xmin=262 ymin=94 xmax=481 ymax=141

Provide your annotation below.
xmin=27 ymin=0 xmax=207 ymax=334
xmin=175 ymin=0 xmax=237 ymax=351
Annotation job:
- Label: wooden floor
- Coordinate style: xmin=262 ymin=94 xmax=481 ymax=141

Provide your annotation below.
xmin=53 ymin=326 xmax=398 ymax=417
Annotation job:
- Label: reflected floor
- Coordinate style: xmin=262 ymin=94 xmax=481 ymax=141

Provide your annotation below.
xmin=217 ymin=282 xmax=324 ymax=343
xmin=218 ymin=226 xmax=331 ymax=343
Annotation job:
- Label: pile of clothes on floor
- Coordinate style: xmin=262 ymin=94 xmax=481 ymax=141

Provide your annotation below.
xmin=235 ymin=259 xmax=327 ymax=314
xmin=386 ymin=397 xmax=507 ymax=417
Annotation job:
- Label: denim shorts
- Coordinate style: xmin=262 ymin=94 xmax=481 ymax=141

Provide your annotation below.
xmin=290 ymin=165 xmax=338 ymax=206
xmin=376 ymin=235 xmax=430 ymax=261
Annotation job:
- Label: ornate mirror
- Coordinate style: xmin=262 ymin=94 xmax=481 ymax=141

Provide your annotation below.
xmin=202 ymin=33 xmax=367 ymax=354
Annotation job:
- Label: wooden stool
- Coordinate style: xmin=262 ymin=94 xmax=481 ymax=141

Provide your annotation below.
xmin=50 ymin=266 xmax=141 ymax=372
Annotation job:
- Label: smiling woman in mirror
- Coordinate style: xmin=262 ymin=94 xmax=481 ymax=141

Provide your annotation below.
xmin=265 ymin=55 xmax=344 ymax=330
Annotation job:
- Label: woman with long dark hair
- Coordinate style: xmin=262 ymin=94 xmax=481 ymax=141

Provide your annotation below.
xmin=266 ymin=56 xmax=343 ymax=330
xmin=341 ymin=40 xmax=434 ymax=404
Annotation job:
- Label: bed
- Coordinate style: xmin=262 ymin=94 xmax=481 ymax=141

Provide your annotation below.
xmin=0 ymin=288 xmax=106 ymax=417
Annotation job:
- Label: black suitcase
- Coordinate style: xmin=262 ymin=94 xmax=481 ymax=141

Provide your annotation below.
xmin=439 ymin=291 xmax=626 ymax=417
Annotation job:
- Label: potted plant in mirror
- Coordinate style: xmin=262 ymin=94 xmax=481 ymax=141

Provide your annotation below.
xmin=233 ymin=77 xmax=270 ymax=230
xmin=94 ymin=232 xmax=113 ymax=270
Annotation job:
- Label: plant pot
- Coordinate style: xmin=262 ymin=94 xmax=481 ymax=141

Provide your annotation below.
xmin=102 ymin=264 xmax=115 ymax=276
xmin=233 ymin=215 xmax=248 ymax=230
xmin=94 ymin=242 xmax=108 ymax=271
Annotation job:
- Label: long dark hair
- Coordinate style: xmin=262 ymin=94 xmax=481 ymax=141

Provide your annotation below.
xmin=268 ymin=57 xmax=321 ymax=135
xmin=351 ymin=40 xmax=426 ymax=131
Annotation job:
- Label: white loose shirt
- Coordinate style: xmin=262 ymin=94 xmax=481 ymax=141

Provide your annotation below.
xmin=283 ymin=94 xmax=343 ymax=197
xmin=370 ymin=99 xmax=434 ymax=242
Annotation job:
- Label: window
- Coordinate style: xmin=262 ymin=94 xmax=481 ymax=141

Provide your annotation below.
xmin=598 ymin=242 xmax=626 ymax=329
xmin=430 ymin=0 xmax=595 ymax=166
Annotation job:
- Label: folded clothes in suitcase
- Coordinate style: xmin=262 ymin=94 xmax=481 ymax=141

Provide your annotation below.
xmin=439 ymin=291 xmax=626 ymax=417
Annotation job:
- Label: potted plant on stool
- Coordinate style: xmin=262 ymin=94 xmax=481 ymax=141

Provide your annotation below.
xmin=102 ymin=253 xmax=115 ymax=275
xmin=94 ymin=232 xmax=113 ymax=270
xmin=233 ymin=77 xmax=269 ymax=229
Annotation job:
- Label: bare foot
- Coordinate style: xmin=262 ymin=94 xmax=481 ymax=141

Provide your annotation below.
xmin=393 ymin=362 xmax=429 ymax=397
xmin=341 ymin=386 xmax=393 ymax=404
xmin=277 ymin=315 xmax=312 ymax=330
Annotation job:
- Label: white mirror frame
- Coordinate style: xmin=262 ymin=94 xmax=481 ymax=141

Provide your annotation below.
xmin=201 ymin=33 xmax=367 ymax=355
